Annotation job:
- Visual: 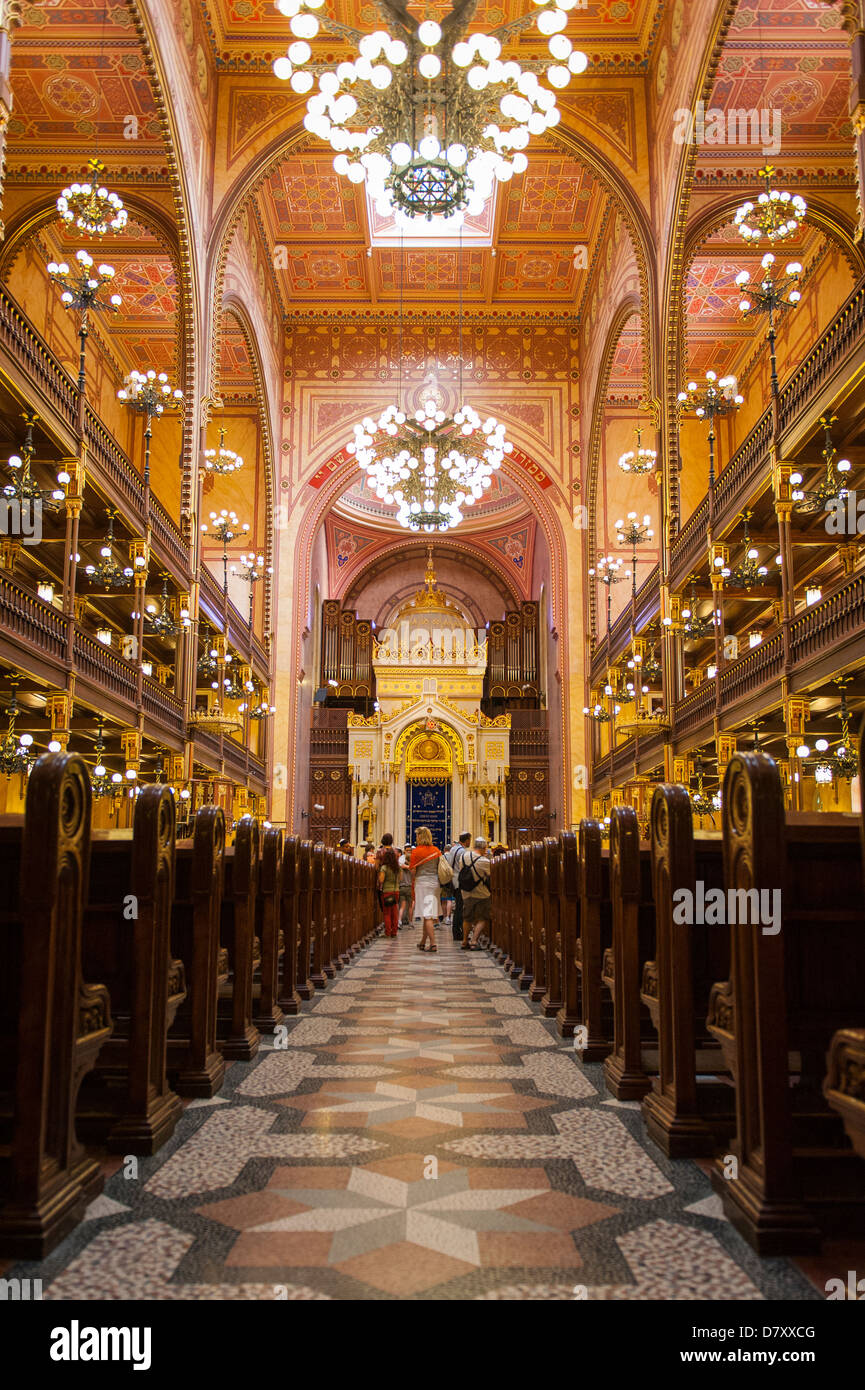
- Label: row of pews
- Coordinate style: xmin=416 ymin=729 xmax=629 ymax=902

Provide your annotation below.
xmin=0 ymin=753 xmax=378 ymax=1259
xmin=489 ymin=743 xmax=865 ymax=1256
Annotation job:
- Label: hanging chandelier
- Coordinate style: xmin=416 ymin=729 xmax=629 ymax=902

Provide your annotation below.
xmin=57 ymin=157 xmax=127 ymax=239
xmin=145 ymin=574 xmax=186 ymax=639
xmin=204 ymin=425 xmax=244 ymax=476
xmin=0 ymin=682 xmax=34 ymax=779
xmin=734 ymin=165 xmax=806 ymax=245
xmin=616 ymin=424 xmax=656 ymax=476
xmin=719 ymin=510 xmax=769 ymax=590
xmin=791 ymin=413 xmax=852 ymax=516
xmin=90 ymin=720 xmax=113 ymax=799
xmin=273 ymin=1 xmax=587 ymax=224
xmin=4 ymin=413 xmax=69 ymax=511
xmin=347 ymin=395 xmax=513 ymax=533
xmin=82 ymin=508 xmax=134 ymax=589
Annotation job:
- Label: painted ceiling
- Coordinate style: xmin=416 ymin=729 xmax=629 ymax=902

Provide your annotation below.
xmin=685 ymin=217 xmax=827 ymax=386
xmin=202 ymin=0 xmax=662 ymax=66
xmin=257 ymin=146 xmax=608 ymax=310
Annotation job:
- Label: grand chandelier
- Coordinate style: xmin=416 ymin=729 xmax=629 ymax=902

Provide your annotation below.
xmin=734 ymin=165 xmax=806 ymax=245
xmin=347 ymin=395 xmax=513 ymax=533
xmin=57 ymin=157 xmax=127 ymax=239
xmin=274 ymin=1 xmax=587 ymax=224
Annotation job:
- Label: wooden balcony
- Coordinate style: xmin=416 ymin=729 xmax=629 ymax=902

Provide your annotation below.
xmin=0 ymin=574 xmax=185 ymax=742
xmin=0 ymin=287 xmax=189 ymax=581
xmin=591 ymin=277 xmax=865 ymax=680
xmin=199 ymin=564 xmax=270 ymax=680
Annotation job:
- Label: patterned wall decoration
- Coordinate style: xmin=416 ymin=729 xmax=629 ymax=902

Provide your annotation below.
xmin=486 ymin=526 xmax=535 ymax=577
xmin=286 ymin=323 xmax=577 ymax=384
xmin=326 ymin=520 xmax=378 ymax=575
xmin=499 ymin=157 xmax=603 ymax=238
xmin=377 ymin=248 xmax=486 ymax=296
xmin=259 ymin=158 xmax=364 ymax=238
xmin=219 ymin=320 xmax=256 ymax=395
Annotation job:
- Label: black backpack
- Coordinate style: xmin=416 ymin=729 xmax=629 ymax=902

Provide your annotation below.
xmin=458 ymin=853 xmax=484 ymax=893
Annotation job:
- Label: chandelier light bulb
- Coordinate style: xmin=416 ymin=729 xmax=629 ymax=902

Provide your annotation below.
xmin=290 ymin=12 xmax=318 ymax=38
xmin=417 ymin=20 xmax=441 ymax=46
xmin=418 ymin=52 xmax=441 ymax=79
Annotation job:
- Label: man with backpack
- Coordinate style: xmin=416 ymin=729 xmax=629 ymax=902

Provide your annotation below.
xmin=459 ymin=837 xmax=491 ymax=951
xmin=444 ymin=831 xmax=472 ymax=942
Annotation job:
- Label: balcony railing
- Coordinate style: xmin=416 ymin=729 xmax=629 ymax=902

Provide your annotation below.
xmin=718 ymin=629 xmax=784 ymax=709
xmin=0 ymin=288 xmax=78 ymax=432
xmin=672 ymin=682 xmax=715 ymax=742
xmin=0 ymin=576 xmax=68 ymax=663
xmin=789 ymin=573 xmax=865 ymax=669
xmin=778 ymin=278 xmax=865 ymax=439
xmin=591 ymin=564 xmax=661 ymax=683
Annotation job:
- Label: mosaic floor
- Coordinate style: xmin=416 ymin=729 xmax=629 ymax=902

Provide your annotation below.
xmin=8 ymin=930 xmax=835 ymax=1300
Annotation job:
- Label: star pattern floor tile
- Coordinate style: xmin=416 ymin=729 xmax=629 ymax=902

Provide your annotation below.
xmin=6 ymin=929 xmax=827 ymax=1300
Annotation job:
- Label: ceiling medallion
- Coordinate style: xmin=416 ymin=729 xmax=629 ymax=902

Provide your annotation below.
xmin=273 ymin=0 xmax=588 ymax=225
xmin=346 ymin=392 xmax=513 ymax=533
xmin=57 ymin=156 xmax=128 ymax=239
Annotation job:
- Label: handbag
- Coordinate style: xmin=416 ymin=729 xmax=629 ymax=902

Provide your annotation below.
xmin=382 ymin=891 xmax=398 ymax=907
xmin=437 ymin=853 xmax=454 ymax=887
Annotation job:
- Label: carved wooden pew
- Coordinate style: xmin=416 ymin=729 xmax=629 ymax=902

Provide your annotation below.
xmin=640 ymin=785 xmax=731 ymax=1158
xmin=0 ymin=752 xmax=112 ymax=1257
xmin=556 ymin=831 xmax=580 ymax=1038
xmin=573 ymin=818 xmax=612 ymax=1063
xmin=217 ymin=816 xmax=261 ymax=1061
xmin=540 ymin=836 xmax=563 ymax=1018
xmin=253 ymin=825 xmax=286 ymax=1034
xmin=601 ymin=806 xmax=657 ymax=1100
xmin=309 ymin=844 xmax=328 ymax=990
xmin=296 ymin=839 xmax=314 ymax=1000
xmin=499 ymin=851 xmax=514 ymax=974
xmin=77 ymin=785 xmax=183 ymax=1155
xmin=323 ymin=848 xmax=339 ymax=976
xmin=517 ymin=845 xmax=534 ymax=991
xmin=707 ymin=751 xmax=865 ymax=1253
xmin=510 ymin=848 xmax=529 ymax=983
xmin=278 ymin=834 xmax=302 ymax=1016
xmin=528 ymin=841 xmax=547 ymax=1002
xmin=167 ymin=805 xmax=226 ymax=1097
xmin=824 ymin=721 xmax=865 ymax=1165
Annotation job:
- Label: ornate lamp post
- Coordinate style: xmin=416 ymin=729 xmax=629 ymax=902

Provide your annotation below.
xmin=589 ymin=553 xmax=629 ymax=640
xmin=720 ymin=511 xmax=770 ymax=591
xmin=230 ymin=550 xmax=272 ymax=634
xmin=677 ymin=371 xmax=744 ymax=493
xmin=3 ymin=413 xmax=69 ymax=514
xmin=736 ymin=253 xmax=802 ymax=397
xmin=200 ymin=509 xmax=251 ymax=596
xmin=0 ymin=679 xmax=35 ymax=782
xmin=614 ymin=511 xmax=654 ymax=601
xmin=47 ymin=250 xmax=121 ymax=394
xmin=117 ymin=369 xmax=184 ymax=489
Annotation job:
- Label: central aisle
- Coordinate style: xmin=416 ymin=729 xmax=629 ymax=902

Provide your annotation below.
xmin=24 ymin=929 xmax=819 ymax=1300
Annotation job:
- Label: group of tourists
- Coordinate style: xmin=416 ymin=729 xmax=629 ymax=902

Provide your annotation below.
xmin=367 ymin=828 xmax=494 ymax=954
